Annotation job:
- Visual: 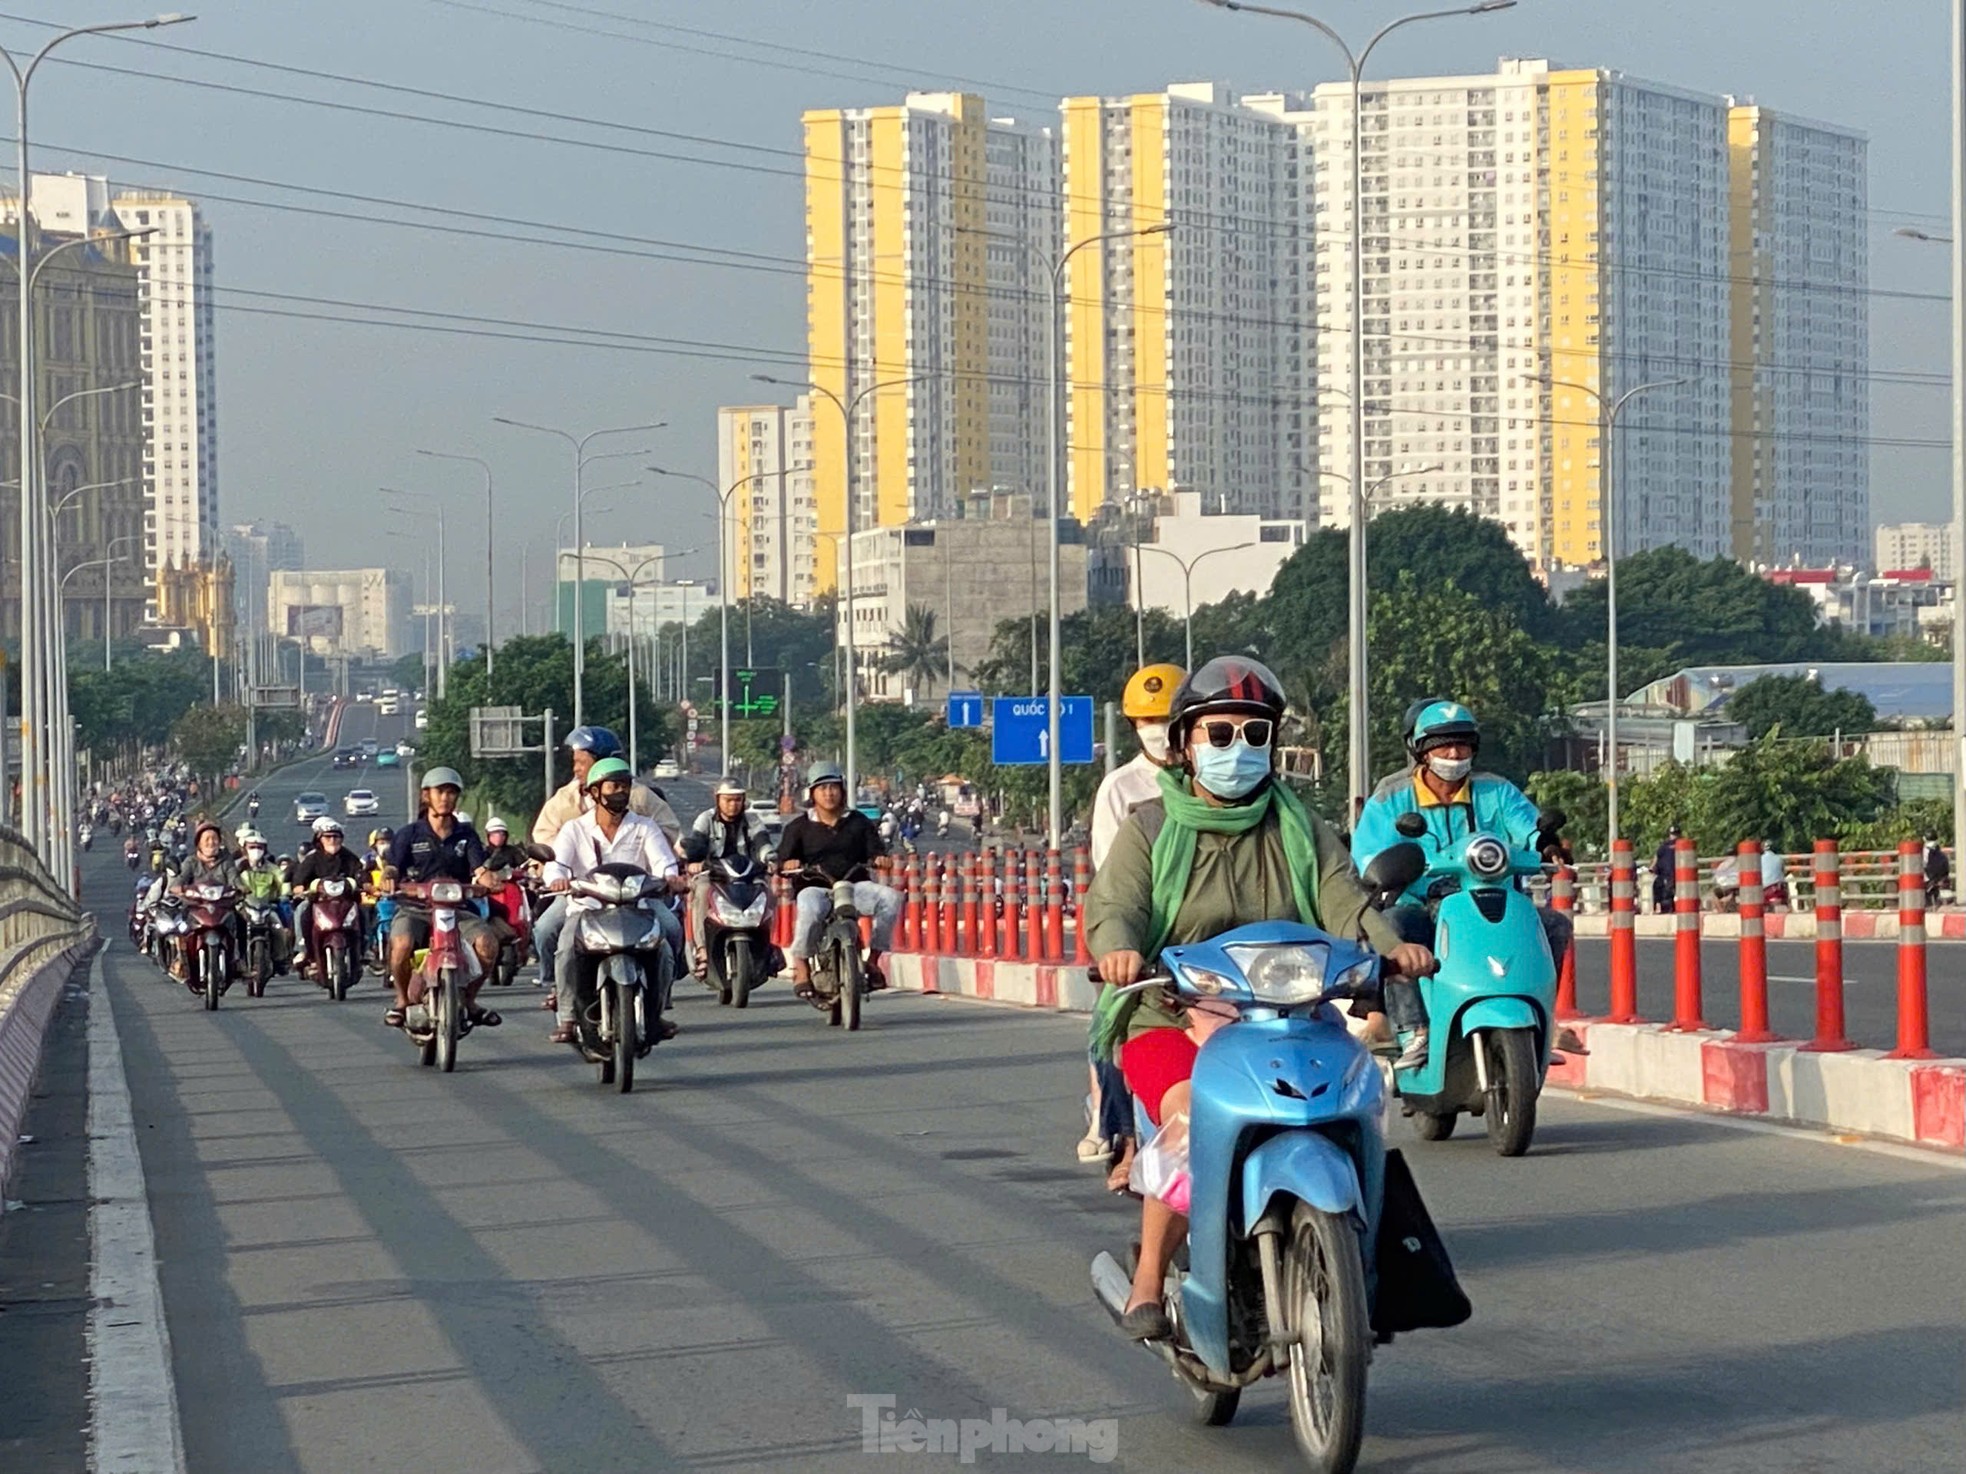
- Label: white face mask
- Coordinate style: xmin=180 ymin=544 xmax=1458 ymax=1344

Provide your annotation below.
xmin=1428 ymin=755 xmax=1473 ymax=784
xmin=1136 ymin=721 xmax=1171 ymax=764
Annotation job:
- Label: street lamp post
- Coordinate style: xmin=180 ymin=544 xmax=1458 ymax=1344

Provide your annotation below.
xmin=753 ymin=373 xmax=921 ymax=807
xmin=1526 ymin=373 xmax=1686 ymax=857
xmin=582 ymin=549 xmax=664 ymax=772
xmin=1134 ymin=542 xmax=1262 ymax=668
xmin=97 ymin=532 xmax=136 ymax=671
xmin=384 ymin=490 xmax=447 ymax=699
xmin=1199 ymin=0 xmax=1515 ymax=819
xmin=493 ymin=417 xmax=664 ymax=726
xmin=416 ymin=449 xmax=494 ymax=679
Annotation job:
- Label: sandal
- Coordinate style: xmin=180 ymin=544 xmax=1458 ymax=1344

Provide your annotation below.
xmin=793 ymin=983 xmax=816 ymax=1001
xmin=550 ymin=1022 xmax=576 ymax=1044
xmin=466 ymin=1006 xmax=502 ymax=1028
xmin=384 ymin=1007 xmax=406 ymax=1028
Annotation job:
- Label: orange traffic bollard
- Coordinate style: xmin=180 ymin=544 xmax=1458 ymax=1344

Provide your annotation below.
xmin=1072 ymin=846 xmax=1092 ymax=965
xmin=941 ymin=854 xmax=961 ymax=955
xmin=978 ymin=849 xmax=998 ymax=960
xmin=1043 ymin=848 xmax=1065 ymax=963
xmin=1733 ymin=839 xmax=1775 ymax=1042
xmin=1024 ymin=850 xmax=1043 ymax=962
xmin=1002 ymin=849 xmax=1023 ymax=959
xmin=900 ymin=854 xmax=922 ymax=951
xmin=1551 ymin=864 xmax=1579 ymax=1019
xmin=1608 ymin=838 xmax=1639 ymax=1022
xmin=922 ymin=855 xmax=944 ymax=956
xmin=1670 ymin=837 xmax=1707 ymax=1029
xmin=1887 ymin=839 xmax=1938 ymax=1060
xmin=1802 ymin=839 xmax=1855 ymax=1052
xmin=960 ymin=851 xmax=980 ymax=957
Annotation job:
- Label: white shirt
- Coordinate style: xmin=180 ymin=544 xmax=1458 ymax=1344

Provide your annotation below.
xmin=1760 ymin=849 xmax=1785 ymax=886
xmin=545 ymin=809 xmax=680 ymax=886
xmin=1091 ymin=753 xmax=1167 ymax=870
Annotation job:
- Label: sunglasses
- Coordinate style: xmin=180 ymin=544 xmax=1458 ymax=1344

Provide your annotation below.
xmin=1198 ymin=718 xmax=1273 ymax=750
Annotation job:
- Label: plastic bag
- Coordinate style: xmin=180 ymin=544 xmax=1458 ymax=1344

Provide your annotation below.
xmin=1128 ymin=1110 xmax=1192 ymax=1215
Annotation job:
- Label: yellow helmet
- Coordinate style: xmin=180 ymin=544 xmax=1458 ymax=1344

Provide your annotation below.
xmin=1122 ymin=663 xmax=1185 ymax=721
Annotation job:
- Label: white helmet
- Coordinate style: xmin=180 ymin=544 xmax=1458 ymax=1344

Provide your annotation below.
xmin=238 ymin=826 xmax=266 ymax=848
xmin=312 ymin=816 xmax=345 ymax=838
xmin=485 ymin=814 xmax=509 ymax=837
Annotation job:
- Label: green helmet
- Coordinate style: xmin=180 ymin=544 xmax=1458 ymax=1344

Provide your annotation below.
xmin=583 ymin=755 xmax=633 ymax=791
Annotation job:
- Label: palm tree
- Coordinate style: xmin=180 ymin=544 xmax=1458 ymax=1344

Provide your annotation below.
xmin=881 ymin=603 xmax=950 ymax=696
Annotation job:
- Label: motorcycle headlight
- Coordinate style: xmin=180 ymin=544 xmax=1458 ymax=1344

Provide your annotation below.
xmin=428 ymin=881 xmax=465 ymax=905
xmin=1224 ymin=943 xmax=1330 ymax=1005
xmin=710 ymin=892 xmax=769 ymax=927
xmin=320 ymin=879 xmax=347 ymax=897
xmin=1467 ymin=836 xmax=1510 ymax=881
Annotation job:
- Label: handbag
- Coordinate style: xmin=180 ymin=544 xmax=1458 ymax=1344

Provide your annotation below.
xmin=1370 ymin=1148 xmax=1472 ymax=1337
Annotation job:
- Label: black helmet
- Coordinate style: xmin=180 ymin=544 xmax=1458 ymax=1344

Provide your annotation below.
xmin=1168 ymin=656 xmax=1287 ymax=751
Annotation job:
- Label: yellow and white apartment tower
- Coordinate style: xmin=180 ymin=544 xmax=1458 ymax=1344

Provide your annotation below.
xmin=1058 ymin=83 xmax=1315 ymax=525
xmin=717 ymin=399 xmax=818 ymax=608
xmin=1310 ymin=59 xmax=1734 ymax=567
xmin=1727 ymin=104 xmax=1869 ymax=568
xmin=802 ymin=92 xmax=1058 ymax=593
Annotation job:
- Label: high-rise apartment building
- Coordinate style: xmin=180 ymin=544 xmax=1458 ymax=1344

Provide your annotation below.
xmin=1309 ymin=59 xmax=1733 ymax=566
xmin=717 ymin=400 xmax=818 ymax=607
xmin=802 ymin=92 xmax=1057 ymax=586
xmin=1058 ymin=83 xmax=1315 ymax=524
xmin=1727 ymin=105 xmax=1868 ymax=568
xmin=1875 ymin=522 xmax=1955 ymax=580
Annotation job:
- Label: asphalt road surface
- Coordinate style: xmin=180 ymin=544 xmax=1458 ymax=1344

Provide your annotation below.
xmin=2 ymin=725 xmax=1961 ymax=1472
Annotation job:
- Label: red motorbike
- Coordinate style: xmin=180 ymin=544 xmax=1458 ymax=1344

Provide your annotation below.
xmin=485 ymin=873 xmax=538 ymax=988
xmin=180 ymin=883 xmax=242 ymax=1012
xmin=395 ymin=879 xmax=489 ymax=1072
xmin=306 ymin=876 xmax=367 ymax=1002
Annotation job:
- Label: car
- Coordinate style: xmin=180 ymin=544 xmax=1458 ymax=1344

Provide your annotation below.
xmin=294 ymin=791 xmax=329 ymax=826
xmin=359 ymin=738 xmax=380 ymax=757
xmin=377 ymin=698 xmax=398 ymax=716
xmin=331 ymin=747 xmax=360 ymax=770
xmin=652 ymin=758 xmax=681 ymax=779
xmin=344 ymin=789 xmax=380 ymax=817
xmin=395 ymin=741 xmax=416 ymax=757
xmin=375 ymin=750 xmax=400 ymax=769
xmin=413 ymin=709 xmax=428 ymax=729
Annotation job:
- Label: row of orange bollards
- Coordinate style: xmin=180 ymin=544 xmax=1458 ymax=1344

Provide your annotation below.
xmin=886 ymin=847 xmax=1088 ymax=965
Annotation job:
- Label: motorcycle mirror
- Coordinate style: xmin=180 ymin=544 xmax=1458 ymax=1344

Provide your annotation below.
xmin=524 ymin=842 xmax=555 ymax=864
xmin=1393 ymin=812 xmax=1428 ymax=840
xmin=1362 ymin=840 xmax=1428 ymax=895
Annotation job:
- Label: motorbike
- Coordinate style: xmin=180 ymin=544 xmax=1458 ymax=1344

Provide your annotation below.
xmin=247 ymin=795 xmax=261 ymax=820
xmin=306 ymin=878 xmax=366 ymax=1001
xmin=1383 ymin=811 xmax=1561 ymax=1156
xmin=695 ymin=853 xmax=774 ymax=1008
xmin=1090 ymin=839 xmax=1466 ymax=1473
xmin=394 ymin=878 xmax=484 ymax=1072
xmin=794 ymin=864 xmax=875 ymax=1031
xmin=483 ymin=867 xmax=539 ymax=988
xmin=79 ymin=824 xmax=93 ymax=854
xmin=239 ymin=893 xmax=286 ymax=998
xmin=562 ymin=860 xmax=668 ymax=1092
xmin=124 ymin=843 xmax=141 ymax=872
xmin=181 ymin=883 xmax=243 ymax=1011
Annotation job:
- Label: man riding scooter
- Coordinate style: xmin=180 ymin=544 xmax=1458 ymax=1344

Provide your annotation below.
xmin=379 ymin=768 xmax=503 ymax=1033
xmin=291 ymin=817 xmax=369 ymax=979
xmin=1351 ymin=699 xmax=1575 ymax=1068
xmin=778 ymin=761 xmax=901 ymax=997
xmin=680 ymin=779 xmax=778 ymax=981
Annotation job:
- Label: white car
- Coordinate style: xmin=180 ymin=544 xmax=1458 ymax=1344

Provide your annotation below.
xmin=652 ymin=758 xmax=681 ymax=779
xmin=294 ymin=791 xmax=329 ymax=826
xmin=395 ymin=741 xmax=416 ymax=757
xmin=343 ymin=789 xmax=380 ymax=818
xmin=413 ymin=709 xmax=428 ymax=730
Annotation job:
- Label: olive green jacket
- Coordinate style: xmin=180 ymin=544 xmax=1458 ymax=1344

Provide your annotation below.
xmin=1083 ymin=797 xmax=1403 ymax=1036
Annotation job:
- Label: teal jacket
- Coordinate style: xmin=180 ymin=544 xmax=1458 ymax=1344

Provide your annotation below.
xmin=1352 ymin=767 xmax=1542 ymax=907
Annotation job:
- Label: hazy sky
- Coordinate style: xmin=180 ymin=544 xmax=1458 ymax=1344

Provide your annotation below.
xmin=3 ymin=0 xmax=1952 ymax=628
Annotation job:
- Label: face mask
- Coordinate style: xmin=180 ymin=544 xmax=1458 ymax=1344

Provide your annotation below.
xmin=598 ymin=790 xmax=631 ymax=816
xmin=1192 ymin=739 xmax=1271 ymax=800
xmin=1428 ymin=755 xmax=1473 ymax=784
xmin=1137 ymin=721 xmax=1171 ymax=764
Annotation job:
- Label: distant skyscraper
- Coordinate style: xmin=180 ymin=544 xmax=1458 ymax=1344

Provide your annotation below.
xmin=1875 ymin=522 xmax=1954 ymax=580
xmin=718 ymin=400 xmax=817 ymax=607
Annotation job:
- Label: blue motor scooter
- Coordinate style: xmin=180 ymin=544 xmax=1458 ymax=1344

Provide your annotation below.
xmin=1385 ymin=811 xmax=1560 ymax=1156
xmin=1089 ymin=841 xmax=1450 ymax=1473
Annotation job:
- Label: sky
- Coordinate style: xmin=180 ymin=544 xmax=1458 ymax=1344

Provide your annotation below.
xmin=1 ymin=0 xmax=1954 ymax=633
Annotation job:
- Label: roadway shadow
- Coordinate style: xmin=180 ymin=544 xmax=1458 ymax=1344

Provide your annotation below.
xmin=1486 ymin=1111 xmax=1745 ymax=1157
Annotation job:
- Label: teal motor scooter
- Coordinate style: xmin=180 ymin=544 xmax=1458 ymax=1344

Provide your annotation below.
xmin=1385 ymin=811 xmax=1559 ymax=1156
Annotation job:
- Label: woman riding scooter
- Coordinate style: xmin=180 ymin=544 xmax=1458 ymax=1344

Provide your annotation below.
xmin=1083 ymin=656 xmax=1433 ymax=1342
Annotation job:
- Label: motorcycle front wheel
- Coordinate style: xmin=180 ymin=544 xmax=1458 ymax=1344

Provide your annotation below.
xmin=611 ymin=979 xmax=638 ymax=1094
xmin=1284 ymin=1202 xmax=1369 ymax=1474
xmin=435 ymin=969 xmax=460 ymax=1073
xmin=839 ymin=941 xmax=863 ymax=1033
xmin=203 ymin=945 xmax=224 ymax=1012
xmin=328 ymin=945 xmax=351 ymax=1002
xmin=1482 ymin=1027 xmax=1540 ymax=1157
xmin=248 ymin=938 xmax=269 ymax=998
xmin=728 ymin=936 xmax=755 ymax=1010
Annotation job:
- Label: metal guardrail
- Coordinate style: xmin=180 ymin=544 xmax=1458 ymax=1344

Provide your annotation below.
xmin=1571 ymin=849 xmax=1925 ymax=914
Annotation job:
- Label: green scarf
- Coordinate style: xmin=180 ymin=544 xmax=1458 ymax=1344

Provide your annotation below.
xmin=1089 ymin=770 xmax=1323 ymax=1061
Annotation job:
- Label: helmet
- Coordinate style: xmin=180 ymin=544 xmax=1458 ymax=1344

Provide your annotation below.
xmin=1400 ymin=697 xmax=1452 ymax=753
xmin=313 ymin=817 xmax=344 ymax=838
xmin=563 ymin=725 xmax=622 ymax=759
xmin=714 ymin=777 xmax=746 ymax=799
xmin=419 ymin=765 xmax=465 ymax=791
xmin=368 ymin=827 xmax=392 ymax=849
xmin=484 ymin=815 xmax=509 ymax=836
xmin=805 ymin=759 xmax=846 ymax=798
xmin=193 ymin=819 xmax=222 ymax=842
xmin=1168 ymin=656 xmax=1287 ymax=751
xmin=239 ymin=827 xmax=266 ymax=848
xmin=583 ymin=755 xmax=633 ymax=791
xmin=1405 ymin=699 xmax=1480 ymax=759
xmin=1122 ymin=663 xmax=1185 ymax=721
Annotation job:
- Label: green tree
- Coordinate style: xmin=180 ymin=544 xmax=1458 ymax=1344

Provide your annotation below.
xmin=1724 ymin=674 xmax=1878 ymax=740
xmin=879 ymin=603 xmax=950 ymax=694
xmin=171 ymin=703 xmax=247 ymax=786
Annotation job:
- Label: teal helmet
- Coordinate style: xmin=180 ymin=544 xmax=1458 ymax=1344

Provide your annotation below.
xmin=1406 ymin=699 xmax=1479 ymax=760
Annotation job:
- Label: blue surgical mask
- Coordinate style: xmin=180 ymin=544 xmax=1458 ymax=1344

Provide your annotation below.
xmin=1192 ymin=740 xmax=1271 ymax=800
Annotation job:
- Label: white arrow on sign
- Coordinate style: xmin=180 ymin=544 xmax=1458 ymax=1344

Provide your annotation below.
xmin=1038 ymin=728 xmax=1048 ymax=759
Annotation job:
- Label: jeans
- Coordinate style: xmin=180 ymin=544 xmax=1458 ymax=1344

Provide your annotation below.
xmin=533 ymin=894 xmax=569 ymax=983
xmin=790 ymin=882 xmax=899 ymax=959
xmin=1382 ymin=902 xmax=1574 ymax=1033
xmin=554 ymin=901 xmax=682 ymax=1027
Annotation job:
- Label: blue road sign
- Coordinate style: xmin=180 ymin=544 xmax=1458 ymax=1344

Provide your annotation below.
xmin=946 ymin=691 xmax=985 ymax=729
xmin=991 ymin=696 xmax=1095 ymax=766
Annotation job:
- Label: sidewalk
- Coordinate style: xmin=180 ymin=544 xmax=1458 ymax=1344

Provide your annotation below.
xmin=1571 ymin=909 xmax=1966 ymax=941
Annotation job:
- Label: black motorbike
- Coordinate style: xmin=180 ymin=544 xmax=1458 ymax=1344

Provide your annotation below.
xmin=562 ymin=861 xmax=671 ymax=1093
xmin=695 ymin=853 xmax=775 ymax=1008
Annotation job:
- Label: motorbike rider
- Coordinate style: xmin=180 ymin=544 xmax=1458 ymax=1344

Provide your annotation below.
xmin=1759 ymin=839 xmax=1788 ymax=905
xmin=290 ymin=817 xmax=369 ymax=977
xmin=1925 ymin=832 xmax=1951 ymax=907
xmin=1084 ymin=656 xmax=1433 ymax=1342
xmin=247 ymin=789 xmax=261 ymax=819
xmin=779 ymin=760 xmax=900 ymax=996
xmin=479 ymin=815 xmax=531 ymax=961
xmin=1652 ymin=825 xmax=1682 ymax=913
xmin=1350 ymin=699 xmax=1571 ymax=1069
xmin=530 ymin=726 xmax=681 ymax=1000
xmin=169 ymin=819 xmax=243 ymax=985
xmin=542 ymin=756 xmax=685 ymax=1045
xmin=236 ymin=827 xmax=295 ymax=974
xmin=123 ymin=833 xmax=141 ymax=869
xmin=379 ymin=767 xmax=503 ymax=1032
xmin=679 ymin=778 xmax=778 ymax=979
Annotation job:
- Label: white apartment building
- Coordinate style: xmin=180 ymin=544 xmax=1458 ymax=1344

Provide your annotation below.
xmin=1309 ymin=60 xmax=1733 ymax=567
xmin=802 ymin=92 xmax=1058 ymax=585
xmin=1876 ymin=522 xmax=1954 ymax=579
xmin=268 ymin=568 xmax=410 ymax=658
xmin=2 ymin=176 xmax=219 ymax=617
xmin=1089 ymin=490 xmax=1305 ymax=619
xmin=1728 ymin=106 xmax=1869 ymax=567
xmin=1060 ymin=83 xmax=1315 ymax=525
xmin=717 ymin=400 xmax=817 ymax=607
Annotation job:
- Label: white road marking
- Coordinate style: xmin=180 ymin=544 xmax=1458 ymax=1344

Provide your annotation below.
xmin=1767 ymin=974 xmax=1862 ymax=986
xmin=86 ymin=954 xmax=186 ymax=1474
xmin=1551 ymin=1087 xmax=1966 ymax=1171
